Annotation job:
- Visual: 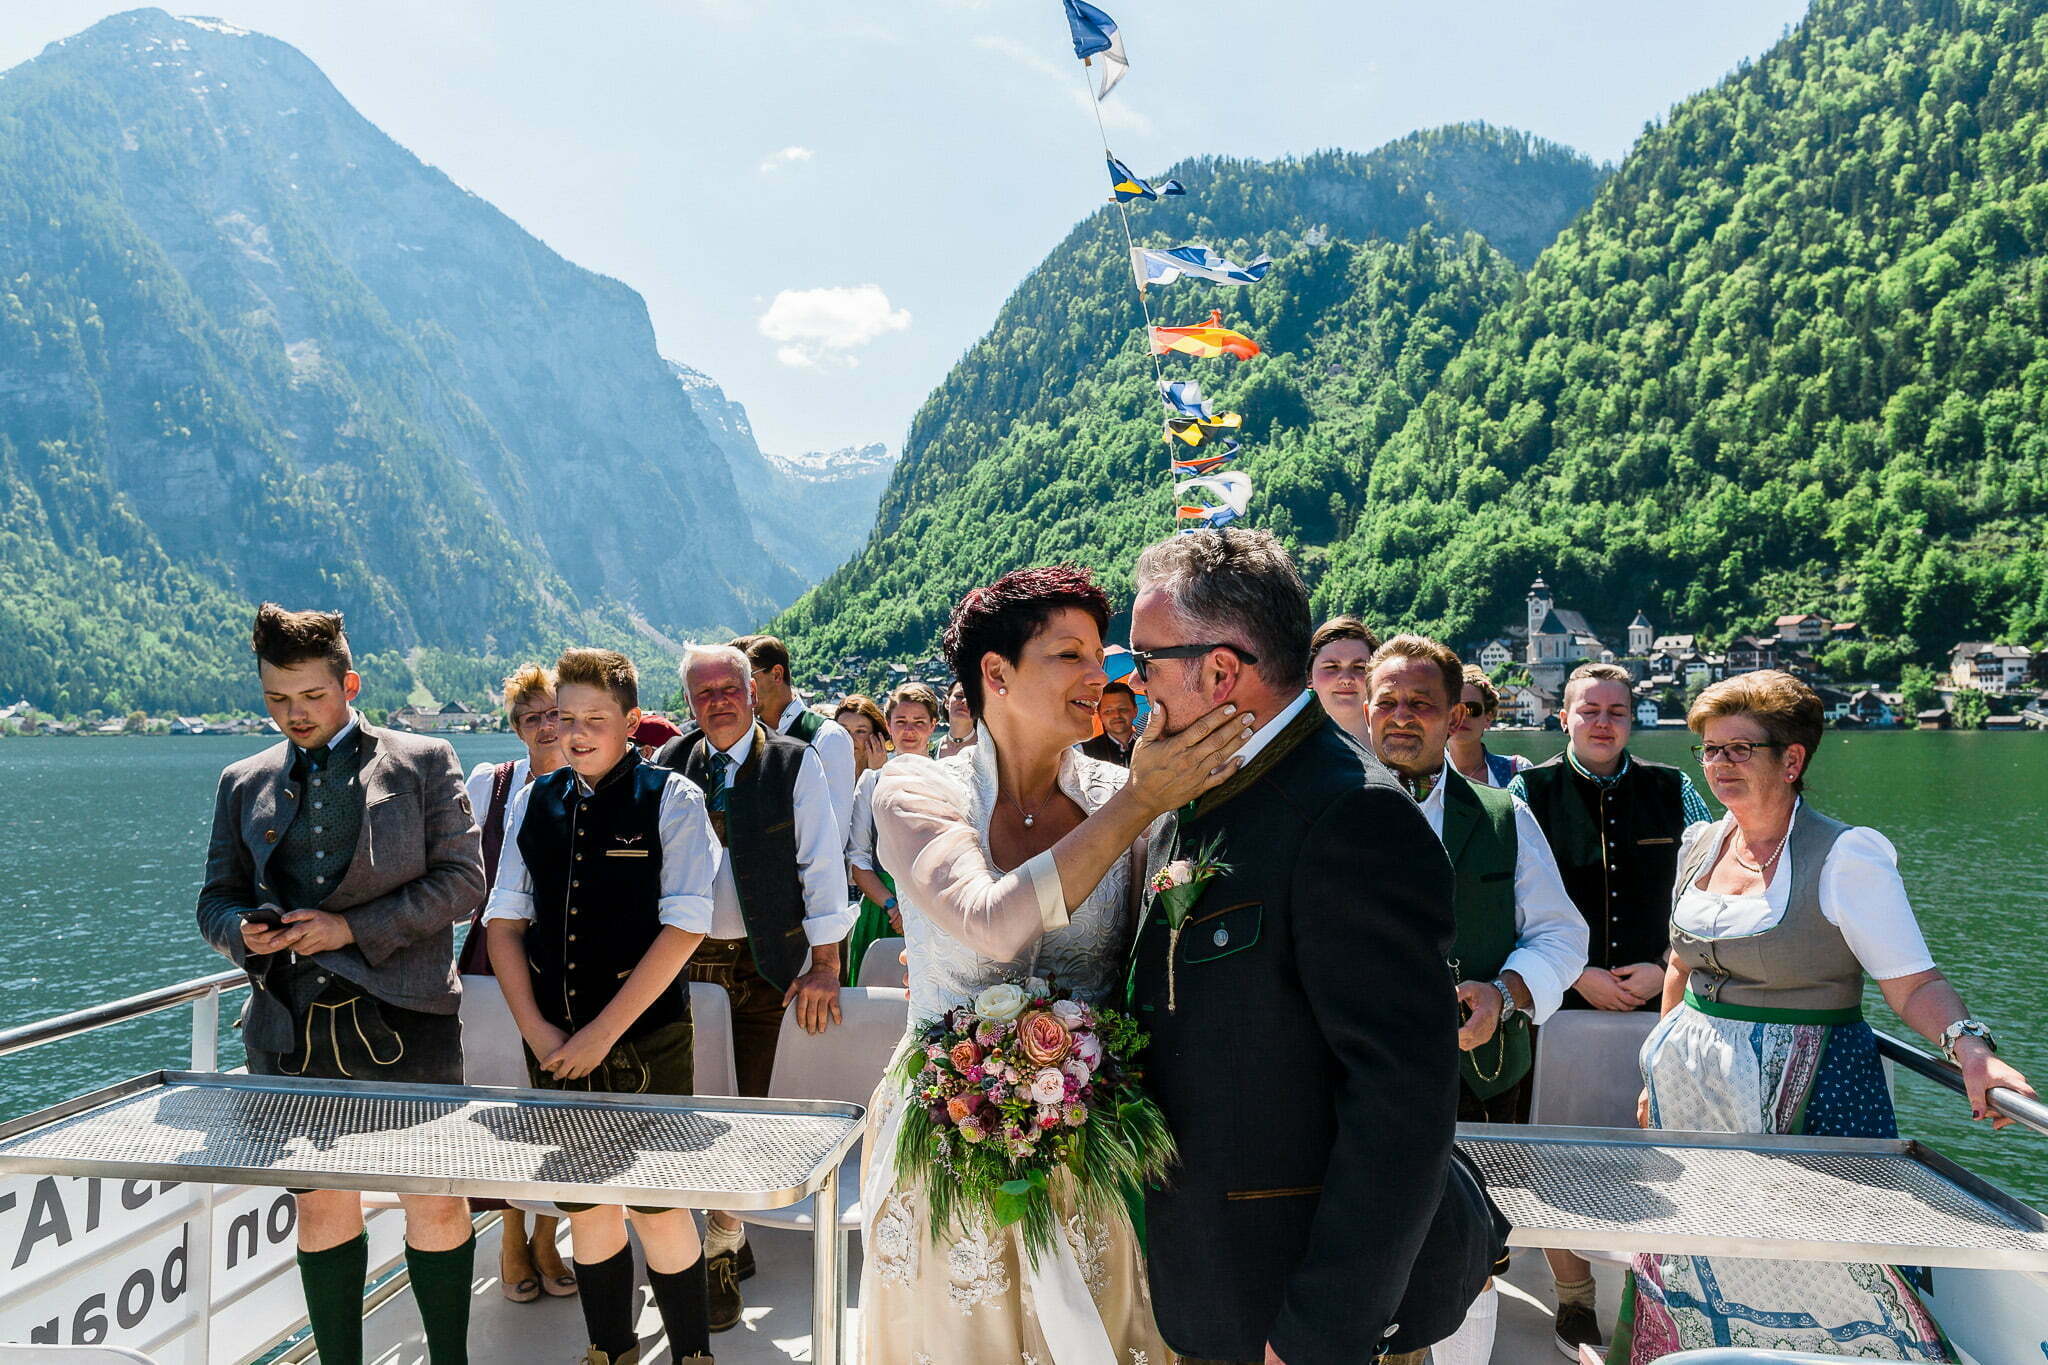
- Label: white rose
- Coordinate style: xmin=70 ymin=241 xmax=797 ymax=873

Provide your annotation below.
xmin=974 ymin=982 xmax=1028 ymax=1022
xmin=1164 ymin=859 xmax=1195 ymax=887
xmin=1024 ymin=976 xmax=1051 ymax=998
xmin=1050 ymin=999 xmax=1086 ymax=1022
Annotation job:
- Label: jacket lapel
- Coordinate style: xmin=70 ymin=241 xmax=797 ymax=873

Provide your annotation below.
xmin=245 ymin=743 xmax=295 ymax=888
xmin=1190 ymin=696 xmax=1326 ymax=820
xmin=1437 ymin=768 xmax=1483 ymax=870
xmin=328 ymin=724 xmax=389 ymax=905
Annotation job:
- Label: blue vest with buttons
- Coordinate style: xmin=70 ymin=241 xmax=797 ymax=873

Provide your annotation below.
xmin=516 ymin=751 xmax=684 ymax=1040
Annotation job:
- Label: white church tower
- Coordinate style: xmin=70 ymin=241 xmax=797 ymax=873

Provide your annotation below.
xmin=1629 ymin=609 xmax=1654 ymax=657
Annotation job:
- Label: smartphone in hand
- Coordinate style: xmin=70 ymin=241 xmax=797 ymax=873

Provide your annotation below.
xmin=239 ymin=906 xmax=287 ymax=929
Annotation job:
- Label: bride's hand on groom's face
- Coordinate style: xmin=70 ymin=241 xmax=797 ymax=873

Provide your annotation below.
xmin=1126 ymin=698 xmax=1257 ymax=815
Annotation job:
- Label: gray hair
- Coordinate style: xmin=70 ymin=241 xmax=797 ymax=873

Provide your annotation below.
xmin=1132 ymin=528 xmax=1311 ymax=692
xmin=679 ymin=642 xmax=753 ymax=703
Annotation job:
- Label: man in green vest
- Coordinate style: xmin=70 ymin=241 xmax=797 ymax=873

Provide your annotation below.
xmin=1367 ymin=634 xmax=1589 ymax=1365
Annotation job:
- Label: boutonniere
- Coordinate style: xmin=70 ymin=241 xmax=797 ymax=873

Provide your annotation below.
xmin=1151 ymin=833 xmax=1231 ymax=1013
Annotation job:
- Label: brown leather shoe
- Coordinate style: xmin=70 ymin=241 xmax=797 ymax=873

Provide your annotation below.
xmin=706 ymin=1249 xmax=743 ymax=1332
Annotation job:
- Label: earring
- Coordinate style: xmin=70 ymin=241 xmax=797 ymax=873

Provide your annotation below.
xmin=997 ymin=687 xmax=1008 ymax=696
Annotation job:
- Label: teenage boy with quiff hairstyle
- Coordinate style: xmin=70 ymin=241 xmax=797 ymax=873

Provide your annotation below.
xmin=484 ymin=648 xmax=722 ymax=1365
xmin=197 ymin=604 xmax=485 ymax=1365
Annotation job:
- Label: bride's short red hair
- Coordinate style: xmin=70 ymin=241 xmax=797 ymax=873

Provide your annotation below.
xmin=943 ymin=566 xmax=1112 ymax=719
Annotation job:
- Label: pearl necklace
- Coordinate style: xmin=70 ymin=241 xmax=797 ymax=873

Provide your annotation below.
xmin=1003 ymin=786 xmax=1054 ymax=829
xmin=1733 ymin=805 xmax=1797 ymax=877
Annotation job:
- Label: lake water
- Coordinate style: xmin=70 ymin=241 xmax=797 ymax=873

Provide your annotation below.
xmin=1 ymin=729 xmax=2042 ymax=1205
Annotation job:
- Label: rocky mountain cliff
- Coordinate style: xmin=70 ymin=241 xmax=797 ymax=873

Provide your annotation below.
xmin=0 ymin=9 xmax=801 ymax=711
xmin=669 ymin=361 xmax=897 ymax=584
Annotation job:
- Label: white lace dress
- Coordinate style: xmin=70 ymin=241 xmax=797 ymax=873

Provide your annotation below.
xmin=859 ymin=731 xmax=1175 ymax=1365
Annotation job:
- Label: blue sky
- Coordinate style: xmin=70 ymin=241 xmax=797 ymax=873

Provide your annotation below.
xmin=4 ymin=0 xmax=1810 ymax=458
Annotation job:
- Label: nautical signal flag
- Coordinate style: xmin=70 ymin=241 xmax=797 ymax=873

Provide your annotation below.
xmin=1159 ymin=379 xmax=1214 ymax=418
xmin=1175 ymin=471 xmax=1253 ymax=528
xmin=1149 ymin=310 xmax=1261 ymax=361
xmin=1064 ymin=0 xmax=1129 ymax=99
xmin=1108 ymin=156 xmax=1185 ymax=203
xmin=1132 ymin=245 xmax=1274 ymax=291
xmin=1171 ymin=448 xmax=1238 ymax=478
xmin=1164 ymin=412 xmax=1243 ymax=447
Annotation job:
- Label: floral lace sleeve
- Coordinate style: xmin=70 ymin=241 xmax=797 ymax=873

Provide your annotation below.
xmin=874 ymin=755 xmax=1070 ymax=962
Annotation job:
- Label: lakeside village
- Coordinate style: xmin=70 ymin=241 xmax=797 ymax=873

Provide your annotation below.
xmin=4 ymin=574 xmax=2047 ymax=739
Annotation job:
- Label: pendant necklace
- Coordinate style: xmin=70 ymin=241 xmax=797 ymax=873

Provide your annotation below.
xmin=1733 ymin=805 xmax=1796 ymax=876
xmin=1004 ymin=785 xmax=1051 ymax=829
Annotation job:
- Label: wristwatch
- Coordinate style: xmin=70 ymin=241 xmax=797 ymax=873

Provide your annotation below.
xmin=883 ymin=896 xmax=898 ymax=913
xmin=1939 ymin=1018 xmax=1997 ymax=1065
xmin=1490 ymin=976 xmax=1519 ymax=1024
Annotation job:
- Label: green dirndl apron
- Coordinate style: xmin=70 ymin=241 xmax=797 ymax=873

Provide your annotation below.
xmin=843 ymin=869 xmax=897 ymax=985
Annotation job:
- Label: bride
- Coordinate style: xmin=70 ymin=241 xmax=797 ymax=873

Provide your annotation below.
xmin=860 ymin=566 xmax=1254 ymax=1364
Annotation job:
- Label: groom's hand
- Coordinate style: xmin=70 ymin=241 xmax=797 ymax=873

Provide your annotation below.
xmin=1126 ymin=698 xmax=1256 ymax=816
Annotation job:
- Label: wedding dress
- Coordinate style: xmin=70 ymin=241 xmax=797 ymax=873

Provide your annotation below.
xmin=858 ymin=728 xmax=1174 ymax=1365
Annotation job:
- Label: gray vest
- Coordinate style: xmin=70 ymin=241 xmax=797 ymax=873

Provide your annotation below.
xmin=1670 ymin=804 xmax=1864 ymax=1013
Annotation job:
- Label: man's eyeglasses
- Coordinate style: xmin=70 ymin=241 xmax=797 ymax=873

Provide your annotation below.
xmin=1127 ymin=643 xmax=1259 ymax=682
xmin=1691 ymin=740 xmax=1784 ymax=765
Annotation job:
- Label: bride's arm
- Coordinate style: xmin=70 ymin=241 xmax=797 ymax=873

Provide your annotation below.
xmin=875 ymin=701 xmax=1254 ymax=961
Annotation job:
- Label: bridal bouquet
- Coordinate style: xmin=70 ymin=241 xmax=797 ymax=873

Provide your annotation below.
xmin=892 ymin=976 xmax=1176 ymax=1261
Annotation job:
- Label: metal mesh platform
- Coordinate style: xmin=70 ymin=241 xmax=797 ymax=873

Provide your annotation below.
xmin=0 ymin=1072 xmax=863 ymax=1210
xmin=1459 ymin=1123 xmax=2048 ymax=1272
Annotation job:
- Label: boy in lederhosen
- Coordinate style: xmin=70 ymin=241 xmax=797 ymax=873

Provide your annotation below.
xmin=197 ymin=604 xmax=485 ymax=1365
xmin=484 ymin=649 xmax=720 ymax=1365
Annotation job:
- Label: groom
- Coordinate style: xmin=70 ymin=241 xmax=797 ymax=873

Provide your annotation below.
xmin=1126 ymin=530 xmax=1494 ymax=1365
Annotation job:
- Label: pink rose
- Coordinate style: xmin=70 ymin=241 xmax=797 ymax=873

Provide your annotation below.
xmin=1050 ymin=999 xmax=1085 ymax=1023
xmin=1029 ymin=1068 xmax=1066 ymax=1105
xmin=948 ymin=1040 xmax=983 ymax=1071
xmin=1016 ymin=1010 xmax=1073 ymax=1067
xmin=1036 ymin=1105 xmax=1062 ymax=1129
xmin=1074 ymin=1033 xmax=1104 ymax=1068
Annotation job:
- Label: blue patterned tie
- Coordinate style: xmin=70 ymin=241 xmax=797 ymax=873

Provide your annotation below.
xmin=707 ymin=751 xmax=733 ymax=812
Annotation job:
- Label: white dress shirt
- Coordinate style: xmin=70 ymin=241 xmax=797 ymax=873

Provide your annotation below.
xmin=481 ymin=764 xmax=720 ymax=934
xmin=779 ymin=696 xmax=856 ymax=849
xmin=847 ymin=766 xmax=881 ymax=873
xmin=465 ymin=756 xmax=532 ymax=832
xmin=703 ymin=724 xmax=855 ymax=947
xmin=1232 ymin=688 xmax=1316 ymax=765
xmin=1671 ymin=813 xmax=1935 ymax=980
xmin=1417 ymin=768 xmax=1590 ymax=1023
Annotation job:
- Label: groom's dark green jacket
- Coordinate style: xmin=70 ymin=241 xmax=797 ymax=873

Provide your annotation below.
xmin=1128 ymin=697 xmax=1480 ymax=1364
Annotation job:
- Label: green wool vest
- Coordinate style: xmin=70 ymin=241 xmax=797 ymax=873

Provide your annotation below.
xmin=1439 ymin=770 xmax=1530 ymax=1100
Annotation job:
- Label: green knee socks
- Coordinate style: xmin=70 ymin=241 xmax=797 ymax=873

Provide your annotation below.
xmin=406 ymin=1235 xmax=476 ymax=1364
xmin=298 ymin=1232 xmax=370 ymax=1365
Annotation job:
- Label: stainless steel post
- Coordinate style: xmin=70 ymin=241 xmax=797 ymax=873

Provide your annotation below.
xmin=187 ymin=988 xmax=220 ymax=1365
xmin=811 ymin=1162 xmax=843 ymax=1365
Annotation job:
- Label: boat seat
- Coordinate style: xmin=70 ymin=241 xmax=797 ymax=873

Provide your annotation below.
xmin=855 ymin=936 xmax=908 ymax=988
xmin=1530 ymin=1008 xmax=1660 ymax=1128
xmin=736 ymin=987 xmax=908 ymax=1235
xmin=1525 ymin=1007 xmax=1660 ymax=1266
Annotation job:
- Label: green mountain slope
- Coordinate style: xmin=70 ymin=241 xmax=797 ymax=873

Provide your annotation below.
xmin=771 ymin=125 xmax=1605 ymax=669
xmin=1320 ymin=0 xmax=2048 ymax=655
xmin=0 ymin=10 xmax=800 ymax=713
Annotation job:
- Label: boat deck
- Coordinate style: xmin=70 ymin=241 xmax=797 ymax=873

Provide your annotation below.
xmin=351 ymin=1217 xmax=1623 ymax=1364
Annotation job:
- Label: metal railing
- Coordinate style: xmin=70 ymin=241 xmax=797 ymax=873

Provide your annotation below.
xmin=1875 ymin=1029 xmax=2048 ymax=1139
xmin=0 ymin=967 xmax=245 ymax=1061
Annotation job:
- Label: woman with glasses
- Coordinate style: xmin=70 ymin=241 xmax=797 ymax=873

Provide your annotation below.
xmin=1305 ymin=615 xmax=1379 ymax=748
xmin=459 ymin=665 xmax=579 ymax=1304
xmin=1448 ymin=665 xmax=1532 ymax=787
xmin=1613 ymin=670 xmax=2035 ymax=1362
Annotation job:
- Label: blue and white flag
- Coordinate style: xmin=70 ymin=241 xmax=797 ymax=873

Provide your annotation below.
xmin=1108 ymin=156 xmax=1185 ymax=203
xmin=1063 ymin=0 xmax=1129 ymax=99
xmin=1132 ymin=245 xmax=1274 ymax=291
xmin=1160 ymin=379 xmax=1214 ymax=419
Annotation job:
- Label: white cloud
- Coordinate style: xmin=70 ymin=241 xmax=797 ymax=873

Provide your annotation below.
xmin=973 ymin=35 xmax=1151 ymax=135
xmin=758 ymin=284 xmax=911 ymax=368
xmin=758 ymin=145 xmax=815 ymax=174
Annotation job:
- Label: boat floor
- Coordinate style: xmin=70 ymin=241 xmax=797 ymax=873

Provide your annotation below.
xmin=346 ymin=1218 xmax=1624 ymax=1363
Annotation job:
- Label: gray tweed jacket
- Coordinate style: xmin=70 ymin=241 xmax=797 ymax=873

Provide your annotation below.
xmin=196 ymin=720 xmax=485 ymax=1053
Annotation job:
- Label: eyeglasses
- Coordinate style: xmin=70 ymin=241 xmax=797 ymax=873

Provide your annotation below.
xmin=1126 ymin=642 xmax=1259 ymax=682
xmin=1691 ymin=740 xmax=1784 ymax=765
xmin=513 ymin=708 xmax=560 ymax=731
